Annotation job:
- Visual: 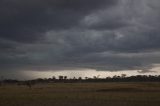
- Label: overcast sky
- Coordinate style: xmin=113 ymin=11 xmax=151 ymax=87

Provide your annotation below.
xmin=1 ymin=0 xmax=160 ymax=79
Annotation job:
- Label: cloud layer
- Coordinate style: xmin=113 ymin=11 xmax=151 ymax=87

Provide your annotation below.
xmin=1 ymin=0 xmax=160 ymax=74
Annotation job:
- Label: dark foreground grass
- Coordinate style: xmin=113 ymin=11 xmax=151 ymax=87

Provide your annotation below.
xmin=0 ymin=82 xmax=160 ymax=106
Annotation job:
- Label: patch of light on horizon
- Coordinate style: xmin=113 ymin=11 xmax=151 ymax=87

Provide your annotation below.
xmin=20 ymin=67 xmax=160 ymax=80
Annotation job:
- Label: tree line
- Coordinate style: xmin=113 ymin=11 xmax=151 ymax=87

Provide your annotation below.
xmin=1 ymin=74 xmax=160 ymax=88
xmin=1 ymin=74 xmax=160 ymax=84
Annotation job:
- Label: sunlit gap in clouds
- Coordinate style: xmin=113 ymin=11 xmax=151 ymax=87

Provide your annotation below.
xmin=20 ymin=67 xmax=160 ymax=80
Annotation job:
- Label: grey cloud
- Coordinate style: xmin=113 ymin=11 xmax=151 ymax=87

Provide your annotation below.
xmin=1 ymin=0 xmax=160 ymax=76
xmin=0 ymin=0 xmax=117 ymax=42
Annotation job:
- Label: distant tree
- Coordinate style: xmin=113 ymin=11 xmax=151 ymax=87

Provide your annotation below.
xmin=64 ymin=76 xmax=67 ymax=80
xmin=113 ymin=75 xmax=118 ymax=78
xmin=85 ymin=77 xmax=88 ymax=80
xmin=93 ymin=75 xmax=100 ymax=79
xmin=52 ymin=76 xmax=56 ymax=80
xmin=73 ymin=77 xmax=76 ymax=80
xmin=106 ymin=76 xmax=111 ymax=79
xmin=78 ymin=77 xmax=82 ymax=80
xmin=59 ymin=76 xmax=64 ymax=80
xmin=121 ymin=74 xmax=127 ymax=78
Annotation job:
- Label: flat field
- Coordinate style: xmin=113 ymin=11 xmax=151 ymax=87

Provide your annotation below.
xmin=0 ymin=82 xmax=160 ymax=106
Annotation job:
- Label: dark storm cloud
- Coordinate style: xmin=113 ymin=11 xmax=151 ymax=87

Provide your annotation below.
xmin=0 ymin=0 xmax=117 ymax=42
xmin=1 ymin=0 xmax=160 ymax=75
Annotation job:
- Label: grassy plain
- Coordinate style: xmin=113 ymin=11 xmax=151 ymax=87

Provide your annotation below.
xmin=0 ymin=82 xmax=160 ymax=106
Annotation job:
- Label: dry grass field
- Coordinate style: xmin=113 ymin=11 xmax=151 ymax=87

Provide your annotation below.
xmin=0 ymin=82 xmax=160 ymax=106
